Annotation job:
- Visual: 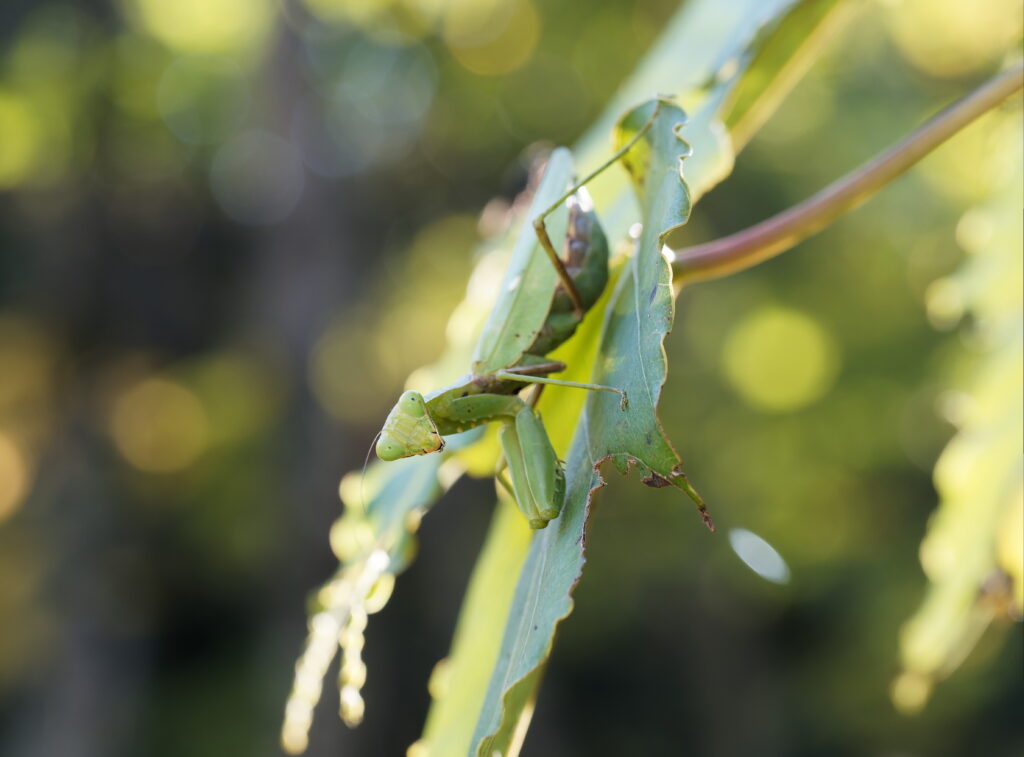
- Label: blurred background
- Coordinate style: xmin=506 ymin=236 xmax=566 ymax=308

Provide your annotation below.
xmin=0 ymin=1 xmax=1021 ymax=756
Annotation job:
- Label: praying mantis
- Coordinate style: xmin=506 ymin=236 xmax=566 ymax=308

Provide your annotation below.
xmin=375 ymin=102 xmax=667 ymax=529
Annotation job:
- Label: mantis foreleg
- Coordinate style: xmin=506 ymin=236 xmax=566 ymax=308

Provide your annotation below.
xmin=498 ymin=405 xmax=565 ymax=529
xmin=441 ymin=393 xmax=566 ymax=528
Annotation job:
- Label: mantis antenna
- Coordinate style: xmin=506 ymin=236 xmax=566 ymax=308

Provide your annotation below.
xmin=359 ymin=430 xmax=383 ymax=512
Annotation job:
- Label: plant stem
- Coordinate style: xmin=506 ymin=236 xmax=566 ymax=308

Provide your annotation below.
xmin=671 ymin=62 xmax=1024 ymax=283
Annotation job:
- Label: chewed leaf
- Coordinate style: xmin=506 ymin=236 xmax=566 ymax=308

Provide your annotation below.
xmin=472 ymin=149 xmax=574 ymax=374
xmin=581 ymin=97 xmax=707 ymax=523
xmin=473 ymin=98 xmax=704 ymax=756
xmin=614 ymin=97 xmax=694 ymax=245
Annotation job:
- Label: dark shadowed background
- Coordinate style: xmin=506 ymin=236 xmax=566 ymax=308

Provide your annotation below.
xmin=0 ymin=1 xmax=1021 ymax=755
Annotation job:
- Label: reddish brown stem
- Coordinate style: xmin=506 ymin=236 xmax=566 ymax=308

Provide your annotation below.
xmin=672 ymin=63 xmax=1024 ymax=283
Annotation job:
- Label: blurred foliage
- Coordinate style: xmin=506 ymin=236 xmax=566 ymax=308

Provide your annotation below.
xmin=0 ymin=1 xmax=1020 ymax=756
xmin=894 ymin=103 xmax=1023 ymax=714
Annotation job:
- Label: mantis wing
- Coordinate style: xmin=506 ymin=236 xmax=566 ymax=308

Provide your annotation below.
xmin=471 ymin=148 xmax=574 ymax=374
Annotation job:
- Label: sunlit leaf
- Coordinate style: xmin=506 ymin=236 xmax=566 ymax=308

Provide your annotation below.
xmin=471 ymin=148 xmax=573 ymax=374
xmin=471 ymin=97 xmax=699 ymax=756
xmin=722 ymin=0 xmax=849 ymax=150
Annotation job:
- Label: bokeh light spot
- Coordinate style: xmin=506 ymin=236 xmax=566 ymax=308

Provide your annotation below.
xmin=111 ymin=378 xmax=209 ymax=473
xmin=997 ymin=483 xmax=1024 ymax=612
xmin=729 ymin=528 xmax=791 ymax=584
xmin=444 ymin=0 xmax=539 ymax=76
xmin=925 ymin=277 xmax=964 ymax=331
xmin=886 ymin=0 xmax=1023 ymax=78
xmin=891 ymin=671 xmax=931 ymax=714
xmin=0 ymin=91 xmax=41 ymax=188
xmin=0 ymin=433 xmax=30 ymax=522
xmin=442 ymin=0 xmax=513 ymax=45
xmin=303 ymin=0 xmax=391 ymax=25
xmin=210 ymin=130 xmax=305 ymax=224
xmin=130 ymin=0 xmax=275 ymax=57
xmin=310 ymin=314 xmax=387 ymax=424
xmin=722 ymin=307 xmax=839 ymax=412
xmin=955 ymin=207 xmax=994 ymax=256
xmin=190 ymin=352 xmax=281 ymax=444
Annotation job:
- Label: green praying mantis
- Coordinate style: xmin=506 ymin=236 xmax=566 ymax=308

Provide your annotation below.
xmin=375 ymin=102 xmax=669 ymax=529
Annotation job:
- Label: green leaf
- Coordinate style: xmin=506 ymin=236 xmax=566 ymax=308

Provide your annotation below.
xmin=472 ymin=148 xmax=573 ymax=374
xmin=722 ymin=0 xmax=849 ymax=150
xmin=472 ymin=99 xmax=696 ymax=756
xmin=590 ymin=99 xmax=701 ymax=495
xmin=416 ymin=497 xmax=533 ymax=757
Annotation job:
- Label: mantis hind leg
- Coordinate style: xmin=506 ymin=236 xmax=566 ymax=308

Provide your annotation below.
xmin=494 ymin=368 xmax=628 ymax=410
xmin=531 ymin=100 xmax=666 ymax=315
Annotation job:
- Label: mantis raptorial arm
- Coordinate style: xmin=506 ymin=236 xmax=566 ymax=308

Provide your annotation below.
xmin=498 ymin=405 xmax=565 ymax=528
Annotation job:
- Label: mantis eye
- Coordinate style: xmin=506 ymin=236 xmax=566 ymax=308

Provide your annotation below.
xmin=399 ymin=390 xmax=426 ymax=418
xmin=376 ymin=439 xmax=405 ymax=461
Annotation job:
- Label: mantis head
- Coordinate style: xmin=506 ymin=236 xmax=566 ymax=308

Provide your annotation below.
xmin=376 ymin=390 xmax=443 ymax=461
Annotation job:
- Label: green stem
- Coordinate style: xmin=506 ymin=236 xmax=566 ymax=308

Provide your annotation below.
xmin=672 ymin=62 xmax=1024 ymax=284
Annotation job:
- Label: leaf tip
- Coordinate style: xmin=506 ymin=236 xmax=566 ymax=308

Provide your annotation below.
xmin=669 ymin=467 xmax=715 ymax=531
